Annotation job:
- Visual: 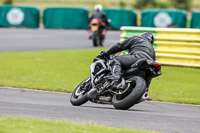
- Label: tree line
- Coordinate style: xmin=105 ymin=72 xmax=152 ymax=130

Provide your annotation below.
xmin=2 ymin=0 xmax=192 ymax=11
xmin=120 ymin=0 xmax=191 ymax=11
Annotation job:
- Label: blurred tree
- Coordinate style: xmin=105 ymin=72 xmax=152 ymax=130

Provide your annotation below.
xmin=171 ymin=0 xmax=192 ymax=11
xmin=119 ymin=1 xmax=127 ymax=9
xmin=156 ymin=1 xmax=170 ymax=8
xmin=133 ymin=0 xmax=156 ymax=9
xmin=3 ymin=0 xmax=13 ymax=5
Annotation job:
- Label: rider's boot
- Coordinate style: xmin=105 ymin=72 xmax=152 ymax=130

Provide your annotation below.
xmin=105 ymin=60 xmax=122 ymax=82
xmin=105 ymin=64 xmax=122 ymax=82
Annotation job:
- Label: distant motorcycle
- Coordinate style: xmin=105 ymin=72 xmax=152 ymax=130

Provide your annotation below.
xmin=88 ymin=19 xmax=107 ymax=47
xmin=70 ymin=54 xmax=162 ymax=110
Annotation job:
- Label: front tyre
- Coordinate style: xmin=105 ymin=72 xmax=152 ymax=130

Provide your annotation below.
xmin=70 ymin=78 xmax=91 ymax=106
xmin=112 ymin=76 xmax=146 ymax=110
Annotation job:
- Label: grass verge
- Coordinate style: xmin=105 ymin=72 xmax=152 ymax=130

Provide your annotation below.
xmin=0 ymin=49 xmax=199 ymax=104
xmin=0 ymin=117 xmax=158 ymax=133
xmin=0 ymin=49 xmax=101 ymax=92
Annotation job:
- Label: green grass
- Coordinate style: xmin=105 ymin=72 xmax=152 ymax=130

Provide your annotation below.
xmin=0 ymin=49 xmax=199 ymax=104
xmin=0 ymin=117 xmax=159 ymax=133
xmin=0 ymin=49 xmax=103 ymax=92
xmin=149 ymin=66 xmax=200 ymax=104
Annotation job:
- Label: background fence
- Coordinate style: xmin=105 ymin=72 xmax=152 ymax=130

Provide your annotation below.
xmin=141 ymin=9 xmax=187 ymax=28
xmin=43 ymin=7 xmax=89 ymax=29
xmin=1 ymin=5 xmax=200 ymax=30
xmin=103 ymin=9 xmax=137 ymax=30
xmin=0 ymin=5 xmax=39 ymax=28
xmin=120 ymin=26 xmax=200 ymax=67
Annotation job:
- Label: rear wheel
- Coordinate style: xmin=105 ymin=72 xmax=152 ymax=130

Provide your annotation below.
xmin=99 ymin=35 xmax=104 ymax=47
xmin=70 ymin=78 xmax=91 ymax=106
xmin=92 ymin=31 xmax=99 ymax=47
xmin=112 ymin=76 xmax=146 ymax=110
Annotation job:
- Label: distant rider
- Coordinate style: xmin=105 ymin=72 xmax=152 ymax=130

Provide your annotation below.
xmin=88 ymin=4 xmax=109 ymax=39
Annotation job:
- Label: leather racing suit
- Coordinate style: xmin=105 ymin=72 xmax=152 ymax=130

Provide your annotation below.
xmin=105 ymin=36 xmax=156 ymax=88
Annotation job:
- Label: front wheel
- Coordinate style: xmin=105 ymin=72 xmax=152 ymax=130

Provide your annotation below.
xmin=70 ymin=77 xmax=91 ymax=106
xmin=112 ymin=76 xmax=146 ymax=110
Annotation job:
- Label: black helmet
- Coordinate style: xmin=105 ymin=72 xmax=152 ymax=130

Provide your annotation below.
xmin=140 ymin=32 xmax=154 ymax=45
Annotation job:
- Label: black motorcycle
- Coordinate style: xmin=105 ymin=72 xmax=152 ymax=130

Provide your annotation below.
xmin=70 ymin=54 xmax=162 ymax=110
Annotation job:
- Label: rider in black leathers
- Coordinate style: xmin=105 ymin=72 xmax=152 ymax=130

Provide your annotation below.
xmin=88 ymin=32 xmax=155 ymax=99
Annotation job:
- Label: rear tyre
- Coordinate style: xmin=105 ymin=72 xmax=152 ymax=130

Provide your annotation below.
xmin=93 ymin=37 xmax=98 ymax=47
xmin=70 ymin=78 xmax=91 ymax=106
xmin=112 ymin=76 xmax=146 ymax=110
xmin=92 ymin=31 xmax=98 ymax=47
xmin=99 ymin=35 xmax=104 ymax=47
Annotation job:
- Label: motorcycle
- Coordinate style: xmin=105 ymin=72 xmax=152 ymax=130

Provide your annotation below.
xmin=88 ymin=19 xmax=107 ymax=47
xmin=70 ymin=54 xmax=162 ymax=110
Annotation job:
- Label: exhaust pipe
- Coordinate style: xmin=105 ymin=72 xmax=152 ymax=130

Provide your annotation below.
xmin=142 ymin=92 xmax=148 ymax=100
xmin=137 ymin=92 xmax=148 ymax=103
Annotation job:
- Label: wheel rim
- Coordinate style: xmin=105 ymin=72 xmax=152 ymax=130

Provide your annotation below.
xmin=75 ymin=86 xmax=85 ymax=97
xmin=74 ymin=78 xmax=91 ymax=98
xmin=115 ymin=81 xmax=136 ymax=101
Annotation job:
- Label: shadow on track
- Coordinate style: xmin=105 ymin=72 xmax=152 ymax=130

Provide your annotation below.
xmin=80 ymin=105 xmax=151 ymax=113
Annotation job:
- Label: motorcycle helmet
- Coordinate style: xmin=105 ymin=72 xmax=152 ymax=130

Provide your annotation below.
xmin=140 ymin=32 xmax=154 ymax=45
xmin=94 ymin=4 xmax=103 ymax=12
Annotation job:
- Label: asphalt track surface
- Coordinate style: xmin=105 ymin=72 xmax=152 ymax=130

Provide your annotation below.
xmin=0 ymin=28 xmax=200 ymax=133
xmin=0 ymin=28 xmax=121 ymax=52
xmin=0 ymin=87 xmax=200 ymax=133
